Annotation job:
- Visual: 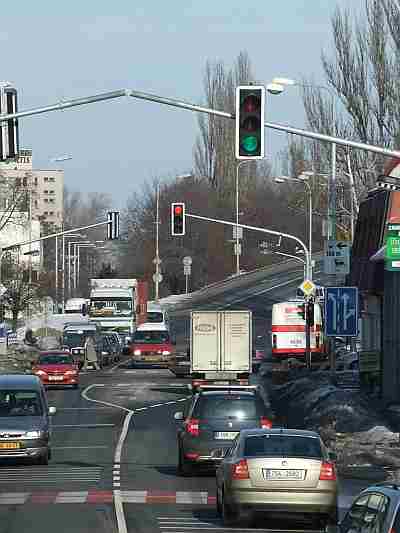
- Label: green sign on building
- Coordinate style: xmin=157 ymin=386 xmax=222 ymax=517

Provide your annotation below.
xmin=385 ymin=227 xmax=400 ymax=270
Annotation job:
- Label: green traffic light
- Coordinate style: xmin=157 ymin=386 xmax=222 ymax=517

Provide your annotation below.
xmin=241 ymin=135 xmax=258 ymax=153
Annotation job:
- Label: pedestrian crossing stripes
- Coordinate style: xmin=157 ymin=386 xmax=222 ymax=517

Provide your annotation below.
xmin=0 ymin=466 xmax=102 ymax=484
xmin=0 ymin=490 xmax=356 ymax=507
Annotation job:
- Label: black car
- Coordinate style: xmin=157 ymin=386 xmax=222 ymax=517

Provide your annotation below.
xmin=174 ymin=386 xmax=274 ymax=476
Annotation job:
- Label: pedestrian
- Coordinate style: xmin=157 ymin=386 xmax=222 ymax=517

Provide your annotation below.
xmin=84 ymin=336 xmax=100 ymax=370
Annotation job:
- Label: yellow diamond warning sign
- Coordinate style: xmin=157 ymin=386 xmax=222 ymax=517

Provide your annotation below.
xmin=299 ymin=279 xmax=316 ymax=297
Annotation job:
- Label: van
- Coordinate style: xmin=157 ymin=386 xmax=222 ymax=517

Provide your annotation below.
xmin=64 ymin=298 xmax=88 ymax=315
xmin=0 ymin=374 xmax=57 ymax=464
xmin=130 ymin=322 xmax=175 ymax=367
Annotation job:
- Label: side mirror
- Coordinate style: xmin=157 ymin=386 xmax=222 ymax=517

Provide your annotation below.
xmin=174 ymin=411 xmax=184 ymax=421
xmin=49 ymin=406 xmax=57 ymax=415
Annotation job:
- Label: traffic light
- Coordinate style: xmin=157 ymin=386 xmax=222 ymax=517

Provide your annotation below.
xmin=0 ymin=83 xmax=19 ymax=161
xmin=306 ymin=302 xmax=314 ymax=327
xmin=171 ymin=202 xmax=185 ymax=236
xmin=107 ymin=211 xmax=120 ymax=240
xmin=235 ymin=85 xmax=265 ymax=160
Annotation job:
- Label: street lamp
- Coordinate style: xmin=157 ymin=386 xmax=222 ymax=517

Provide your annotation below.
xmin=75 ymin=243 xmax=98 ymax=292
xmin=267 ymin=77 xmax=337 ymax=243
xmin=274 ymin=174 xmax=313 ymax=279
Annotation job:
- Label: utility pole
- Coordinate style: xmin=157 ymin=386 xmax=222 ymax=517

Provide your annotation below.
xmin=154 ymin=183 xmax=161 ymax=302
xmin=55 ymin=236 xmax=58 ymax=313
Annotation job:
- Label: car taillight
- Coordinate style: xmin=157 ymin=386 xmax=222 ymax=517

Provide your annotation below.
xmin=260 ymin=417 xmax=272 ymax=429
xmin=319 ymin=461 xmax=336 ymax=481
xmin=272 ymin=335 xmax=277 ymax=349
xmin=185 ymin=418 xmax=199 ymax=436
xmin=316 ymin=335 xmax=320 ymax=348
xmin=192 ymin=380 xmax=205 ymax=388
xmin=231 ymin=459 xmax=249 ymax=480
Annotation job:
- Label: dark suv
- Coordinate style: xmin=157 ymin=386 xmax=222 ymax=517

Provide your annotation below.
xmin=174 ymin=386 xmax=274 ymax=476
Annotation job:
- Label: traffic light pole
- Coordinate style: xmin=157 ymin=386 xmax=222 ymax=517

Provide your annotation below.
xmin=0 ymin=87 xmax=400 ymax=160
xmin=305 ymin=296 xmax=312 ymax=371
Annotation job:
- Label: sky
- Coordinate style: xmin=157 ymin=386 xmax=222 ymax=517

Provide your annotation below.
xmin=0 ymin=0 xmax=354 ymax=208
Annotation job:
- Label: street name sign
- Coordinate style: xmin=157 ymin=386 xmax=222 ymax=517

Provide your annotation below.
xmin=325 ymin=287 xmax=358 ymax=337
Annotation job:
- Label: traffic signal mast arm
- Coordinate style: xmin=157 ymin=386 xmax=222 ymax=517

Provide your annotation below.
xmin=1 ymin=214 xmax=118 ymax=252
xmin=185 ymin=211 xmax=312 ymax=279
xmin=0 ymin=87 xmax=399 ymax=159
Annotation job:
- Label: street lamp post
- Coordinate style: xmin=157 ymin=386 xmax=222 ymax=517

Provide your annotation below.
xmin=62 ymin=233 xmax=85 ymax=312
xmin=275 ymin=174 xmax=313 ymax=279
xmin=267 ymin=78 xmax=337 ymax=242
xmin=155 ymin=182 xmax=160 ymax=302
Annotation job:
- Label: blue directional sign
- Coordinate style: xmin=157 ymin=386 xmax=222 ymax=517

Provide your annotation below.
xmin=325 ymin=287 xmax=358 ymax=337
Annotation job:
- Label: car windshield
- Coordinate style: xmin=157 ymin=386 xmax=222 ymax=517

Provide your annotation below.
xmin=147 ymin=312 xmax=164 ymax=323
xmin=38 ymin=354 xmax=73 ymax=365
xmin=0 ymin=390 xmax=43 ymax=417
xmin=244 ymin=434 xmax=322 ymax=458
xmin=195 ymin=395 xmax=258 ymax=419
xmin=133 ymin=331 xmax=170 ymax=343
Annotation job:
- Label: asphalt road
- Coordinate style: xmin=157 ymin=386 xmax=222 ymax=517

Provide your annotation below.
xmin=0 ymin=364 xmax=373 ymax=533
xmin=0 ymin=263 xmax=366 ymax=533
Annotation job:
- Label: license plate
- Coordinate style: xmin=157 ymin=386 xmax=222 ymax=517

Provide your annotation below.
xmin=0 ymin=442 xmax=20 ymax=449
xmin=214 ymin=381 xmax=229 ymax=385
xmin=49 ymin=376 xmax=64 ymax=381
xmin=214 ymin=431 xmax=239 ymax=440
xmin=263 ymin=469 xmax=305 ymax=480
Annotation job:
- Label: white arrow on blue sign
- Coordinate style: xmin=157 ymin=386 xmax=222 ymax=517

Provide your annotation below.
xmin=325 ymin=287 xmax=358 ymax=337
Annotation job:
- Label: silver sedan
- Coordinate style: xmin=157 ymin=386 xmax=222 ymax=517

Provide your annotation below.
xmin=216 ymin=428 xmax=338 ymax=529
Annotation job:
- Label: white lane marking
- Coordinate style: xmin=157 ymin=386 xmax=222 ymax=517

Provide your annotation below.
xmin=121 ymin=490 xmax=147 ymax=503
xmin=53 ymin=424 xmax=114 ymax=428
xmin=135 ymin=407 xmax=148 ymax=411
xmin=57 ymin=407 xmax=116 ymax=410
xmin=176 ymin=492 xmax=209 ymax=504
xmin=82 ymin=384 xmax=132 ymax=533
xmin=149 ymin=403 xmax=163 ymax=408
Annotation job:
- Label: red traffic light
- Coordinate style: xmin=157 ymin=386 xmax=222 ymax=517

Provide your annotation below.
xmin=242 ymin=94 xmax=260 ymax=113
xmin=174 ymin=205 xmax=183 ymax=215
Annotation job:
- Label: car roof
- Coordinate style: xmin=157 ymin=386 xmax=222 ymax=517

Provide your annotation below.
xmin=239 ymin=428 xmax=320 ymax=438
xmin=361 ymin=483 xmax=400 ymax=497
xmin=0 ymin=374 xmax=42 ymax=389
xmin=135 ymin=322 xmax=168 ymax=331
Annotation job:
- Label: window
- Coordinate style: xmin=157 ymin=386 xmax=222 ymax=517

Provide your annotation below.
xmin=44 ymin=199 xmax=49 ymax=203
xmin=341 ymin=494 xmax=370 ymax=533
xmin=44 ymin=190 xmax=48 ymax=194
xmin=147 ymin=312 xmax=164 ymax=323
xmin=44 ymin=211 xmax=48 ymax=216
xmin=49 ymin=198 xmax=55 ymax=203
xmin=49 ymin=211 xmax=54 ymax=215
xmin=38 ymin=354 xmax=73 ymax=365
xmin=49 ymin=190 xmax=55 ymax=194
xmin=244 ymin=434 xmax=322 ymax=458
xmin=49 ymin=177 xmax=55 ymax=182
xmin=44 ymin=177 xmax=49 ymax=182
xmin=132 ymin=330 xmax=170 ymax=344
xmin=194 ymin=395 xmax=259 ymax=420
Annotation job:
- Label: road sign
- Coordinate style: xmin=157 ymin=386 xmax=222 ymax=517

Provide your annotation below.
xmin=234 ymin=242 xmax=242 ymax=255
xmin=153 ymin=257 xmax=162 ymax=265
xmin=183 ymin=265 xmax=191 ymax=276
xmin=233 ymin=226 xmax=243 ymax=240
xmin=183 ymin=256 xmax=192 ymax=266
xmin=299 ymin=279 xmax=316 ymax=297
xmin=324 ymin=240 xmax=351 ymax=275
xmin=325 ymin=287 xmax=358 ymax=337
xmin=152 ymin=273 xmax=163 ymax=283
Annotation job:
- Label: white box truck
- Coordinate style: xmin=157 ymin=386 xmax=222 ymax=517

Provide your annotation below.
xmin=190 ymin=310 xmax=252 ymax=390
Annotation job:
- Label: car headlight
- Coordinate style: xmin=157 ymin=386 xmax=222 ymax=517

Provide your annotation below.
xmin=133 ymin=349 xmax=141 ymax=356
xmin=25 ymin=430 xmax=43 ymax=439
xmin=35 ymin=370 xmax=47 ymax=376
xmin=65 ymin=370 xmax=78 ymax=376
xmin=162 ymin=350 xmax=171 ymax=356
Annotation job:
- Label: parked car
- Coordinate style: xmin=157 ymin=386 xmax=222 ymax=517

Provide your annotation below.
xmin=338 ymin=482 xmax=400 ymax=533
xmin=216 ymin=428 xmax=338 ymax=528
xmin=175 ymin=385 xmax=273 ymax=476
xmin=0 ymin=374 xmax=57 ymax=465
xmin=32 ymin=351 xmax=79 ymax=389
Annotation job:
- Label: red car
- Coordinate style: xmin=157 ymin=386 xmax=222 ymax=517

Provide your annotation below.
xmin=32 ymin=351 xmax=79 ymax=388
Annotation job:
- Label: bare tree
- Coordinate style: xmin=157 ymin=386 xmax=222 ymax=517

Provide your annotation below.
xmin=302 ymin=0 xmax=400 ymax=208
xmin=2 ymin=263 xmax=40 ymax=328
